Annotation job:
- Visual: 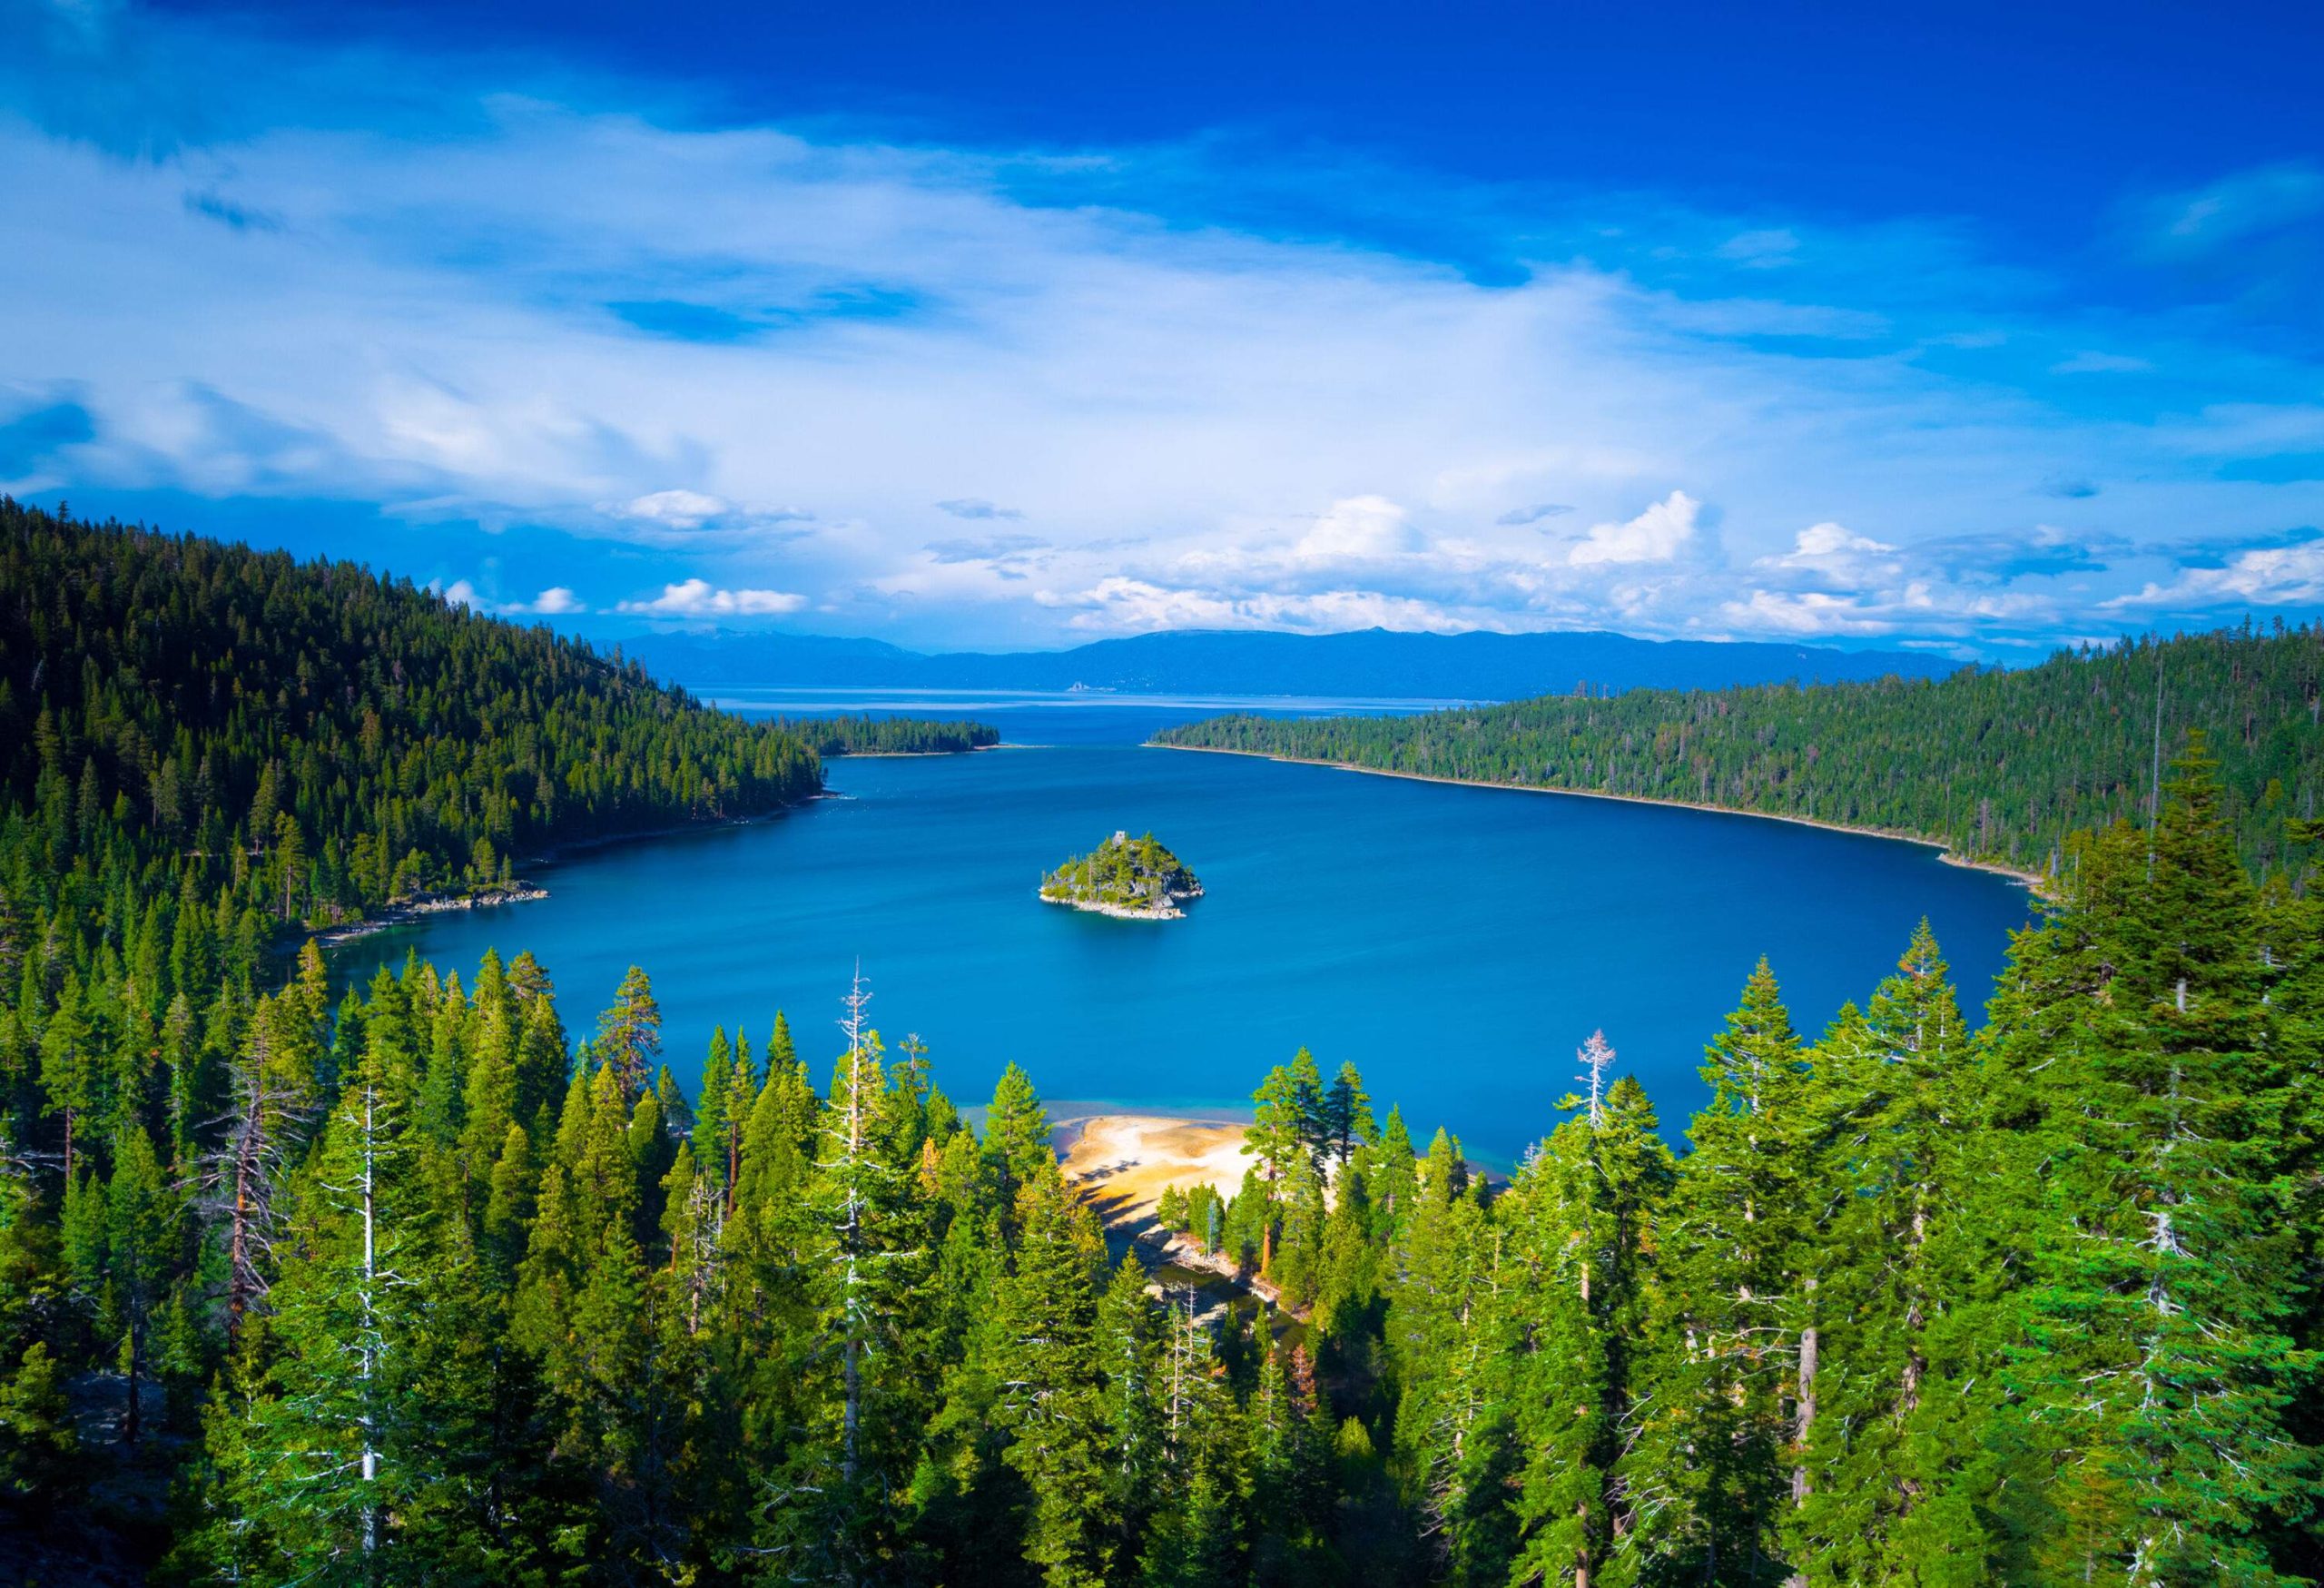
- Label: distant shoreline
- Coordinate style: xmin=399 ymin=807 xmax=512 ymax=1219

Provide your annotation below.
xmin=1152 ymin=742 xmax=2048 ymax=893
xmin=827 ymin=745 xmax=1001 ymax=758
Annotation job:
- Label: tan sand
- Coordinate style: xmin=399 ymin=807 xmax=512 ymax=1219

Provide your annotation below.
xmin=1056 ymin=1113 xmax=1248 ymax=1227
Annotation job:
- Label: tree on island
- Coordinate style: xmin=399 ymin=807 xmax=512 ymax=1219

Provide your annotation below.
xmin=1039 ymin=831 xmax=1202 ymax=915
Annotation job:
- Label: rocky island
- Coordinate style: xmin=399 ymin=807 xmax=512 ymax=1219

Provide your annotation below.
xmin=1039 ymin=830 xmax=1204 ymax=919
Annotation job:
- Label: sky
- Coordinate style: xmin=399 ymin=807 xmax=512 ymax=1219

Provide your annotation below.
xmin=3 ymin=1 xmax=2321 ymax=657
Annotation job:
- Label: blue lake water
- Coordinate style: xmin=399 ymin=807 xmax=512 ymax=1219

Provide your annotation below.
xmin=330 ymin=692 xmax=2036 ymax=1164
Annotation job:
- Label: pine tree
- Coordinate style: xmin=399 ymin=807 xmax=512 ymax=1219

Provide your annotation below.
xmin=995 ymin=1171 xmax=1116 ymax=1586
xmin=1994 ymin=740 xmax=2315 ymax=1582
xmin=696 ymin=1025 xmax=735 ymax=1203
xmin=1624 ymin=959 xmax=1810 ymax=1584
xmin=1790 ymin=923 xmax=1987 ymax=1581
xmin=596 ymin=965 xmax=663 ymax=1103
xmin=1098 ymin=1253 xmax=1164 ymax=1542
xmin=101 ymin=1122 xmax=176 ymax=1448
xmin=1506 ymin=1062 xmax=1672 ymax=1588
xmin=1391 ymin=1179 xmax=1513 ymax=1582
xmin=1143 ymin=1286 xmax=1246 ymax=1588
xmin=758 ymin=970 xmax=927 ymax=1583
xmin=985 ymin=1060 xmax=1054 ymax=1219
xmin=1321 ymin=1060 xmax=1375 ymax=1167
xmin=194 ymin=1050 xmax=414 ymax=1578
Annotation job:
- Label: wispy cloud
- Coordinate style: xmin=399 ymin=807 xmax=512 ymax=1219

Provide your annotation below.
xmin=1 ymin=7 xmax=2319 ymax=650
xmin=936 ymin=498 xmax=1024 ymax=521
xmin=2143 ymin=163 xmax=2324 ymax=256
xmin=2106 ymin=533 xmax=2324 ymax=610
xmin=1496 ymin=502 xmax=1572 ymax=527
xmin=2050 ymin=350 xmax=2152 ymax=375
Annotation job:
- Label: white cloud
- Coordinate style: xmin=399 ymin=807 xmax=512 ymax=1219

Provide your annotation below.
xmin=619 ymin=489 xmax=730 ymax=528
xmin=2105 ymin=539 xmax=2324 ymax=609
xmin=526 ymin=585 xmax=585 ymax=614
xmin=1 ymin=9 xmax=2319 ymax=652
xmin=1718 ymin=579 xmax=2057 ymax=640
xmin=1755 ymin=521 xmax=1902 ymax=589
xmin=1045 ymin=577 xmax=1498 ymax=636
xmin=1789 ymin=522 xmax=1895 ymax=558
xmin=616 ymin=577 xmax=807 ymax=616
xmin=436 ymin=577 xmax=483 ymax=609
xmin=1569 ymin=491 xmax=1699 ymax=567
xmin=1293 ymin=495 xmax=1423 ymax=563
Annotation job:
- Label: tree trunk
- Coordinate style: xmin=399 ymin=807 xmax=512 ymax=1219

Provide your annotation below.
xmin=1792 ymin=1323 xmax=1817 ymax=1504
xmin=123 ymin=1319 xmax=143 ymax=1447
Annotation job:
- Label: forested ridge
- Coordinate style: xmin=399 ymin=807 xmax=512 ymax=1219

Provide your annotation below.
xmin=1157 ymin=624 xmax=2324 ymax=882
xmin=0 ymin=498 xmax=825 ymax=951
xmin=1 ymin=738 xmax=2318 ymax=1583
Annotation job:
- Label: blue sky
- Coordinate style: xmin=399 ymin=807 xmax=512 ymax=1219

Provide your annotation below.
xmin=3 ymin=1 xmax=2321 ymax=656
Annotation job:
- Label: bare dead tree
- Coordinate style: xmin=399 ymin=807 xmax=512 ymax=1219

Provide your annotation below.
xmin=187 ymin=1021 xmax=310 ymax=1346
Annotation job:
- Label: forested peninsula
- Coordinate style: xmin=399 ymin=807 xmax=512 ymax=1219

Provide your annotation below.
xmin=783 ymin=713 xmax=1002 ymax=757
xmin=1 ymin=507 xmax=2321 ymax=1584
xmin=1157 ymin=624 xmax=2324 ymax=883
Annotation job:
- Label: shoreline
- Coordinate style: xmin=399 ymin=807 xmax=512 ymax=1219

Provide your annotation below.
xmin=309 ymin=885 xmax=551 ymax=950
xmin=516 ymin=801 xmax=804 ymax=868
xmin=1054 ymin=1112 xmax=1251 ymax=1221
xmin=1153 ymin=742 xmax=2048 ymax=893
xmin=1039 ymin=891 xmax=1191 ymax=922
xmin=318 ymin=794 xmax=820 ymax=952
xmin=822 ymin=744 xmax=1003 ymax=759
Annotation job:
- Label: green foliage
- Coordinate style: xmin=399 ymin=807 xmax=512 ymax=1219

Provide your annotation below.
xmin=4 ymin=508 xmax=2321 ymax=1582
xmin=781 ymin=713 xmax=1002 ymax=756
xmin=1158 ymin=622 xmax=2324 ymax=880
xmin=1040 ymin=830 xmax=1202 ymax=912
xmin=0 ymin=496 xmax=824 ymax=954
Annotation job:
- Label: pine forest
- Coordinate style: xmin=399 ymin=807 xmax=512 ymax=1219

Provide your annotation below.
xmin=2 ymin=508 xmax=2321 ymax=1585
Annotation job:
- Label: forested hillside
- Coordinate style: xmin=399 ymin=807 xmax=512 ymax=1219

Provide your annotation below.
xmin=1158 ymin=624 xmax=2324 ymax=882
xmin=0 ymin=509 xmax=2319 ymax=1583
xmin=1 ymin=741 xmax=2317 ymax=1583
xmin=0 ymin=499 xmax=822 ymax=956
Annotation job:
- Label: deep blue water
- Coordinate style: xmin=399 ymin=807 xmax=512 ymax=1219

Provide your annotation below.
xmin=330 ymin=692 xmax=2036 ymax=1165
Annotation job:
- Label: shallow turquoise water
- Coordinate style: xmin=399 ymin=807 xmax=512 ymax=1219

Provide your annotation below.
xmin=331 ymin=694 xmax=2035 ymax=1163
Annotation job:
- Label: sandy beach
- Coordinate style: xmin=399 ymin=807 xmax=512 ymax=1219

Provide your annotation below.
xmin=1055 ymin=1113 xmax=1249 ymax=1225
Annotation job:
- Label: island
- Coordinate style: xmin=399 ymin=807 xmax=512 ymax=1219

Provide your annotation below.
xmin=1039 ymin=829 xmax=1204 ymax=919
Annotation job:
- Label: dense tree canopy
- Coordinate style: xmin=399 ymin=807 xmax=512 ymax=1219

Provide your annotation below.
xmin=784 ymin=714 xmax=1002 ymax=756
xmin=0 ymin=498 xmax=824 ymax=948
xmin=1158 ymin=624 xmax=2324 ymax=883
xmin=0 ymin=511 xmax=2318 ymax=1583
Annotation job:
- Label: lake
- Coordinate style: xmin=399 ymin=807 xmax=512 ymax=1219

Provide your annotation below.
xmin=330 ymin=691 xmax=2037 ymax=1164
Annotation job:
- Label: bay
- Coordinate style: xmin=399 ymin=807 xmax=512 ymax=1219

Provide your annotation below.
xmin=330 ymin=691 xmax=2035 ymax=1164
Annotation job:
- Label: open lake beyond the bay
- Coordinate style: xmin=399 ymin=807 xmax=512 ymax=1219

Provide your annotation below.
xmin=331 ymin=692 xmax=2037 ymax=1163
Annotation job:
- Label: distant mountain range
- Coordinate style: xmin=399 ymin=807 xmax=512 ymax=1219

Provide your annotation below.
xmin=618 ymin=626 xmax=1960 ymax=700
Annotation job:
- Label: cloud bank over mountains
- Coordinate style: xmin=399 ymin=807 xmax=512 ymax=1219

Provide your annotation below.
xmin=1 ymin=4 xmax=2319 ymax=655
